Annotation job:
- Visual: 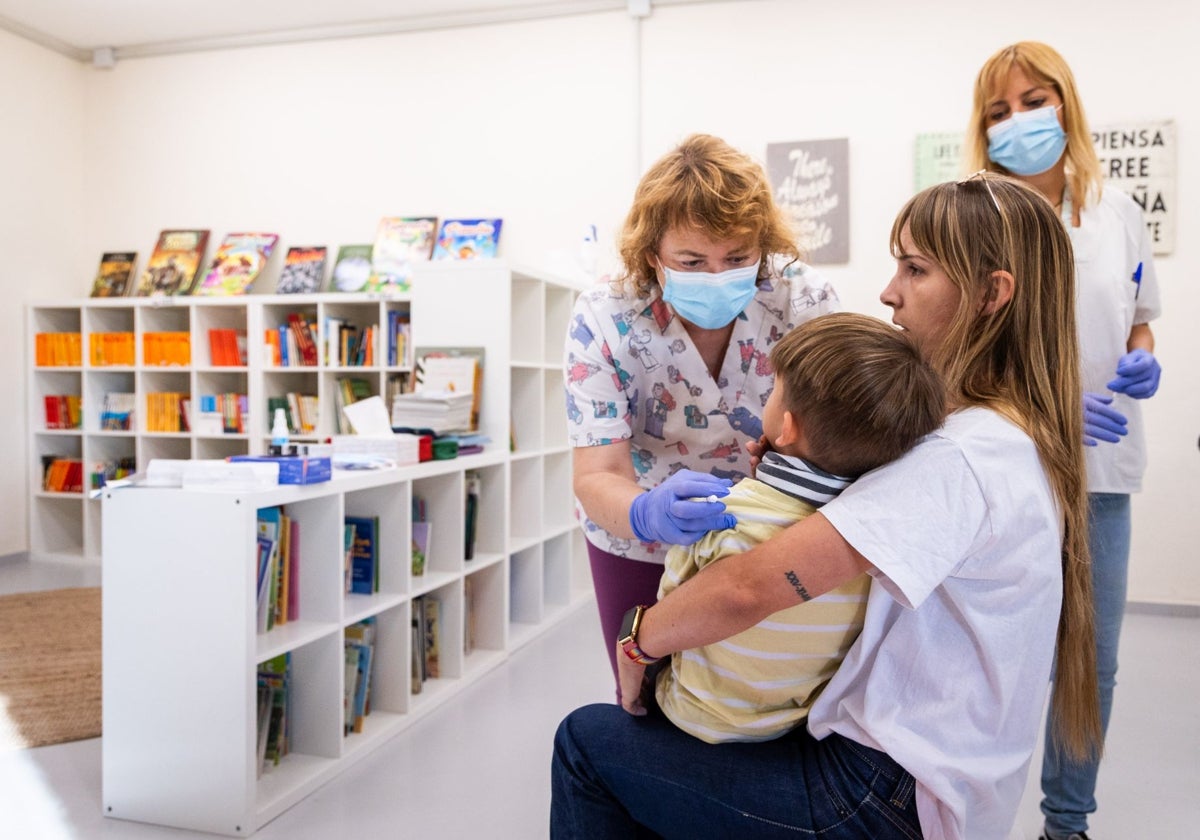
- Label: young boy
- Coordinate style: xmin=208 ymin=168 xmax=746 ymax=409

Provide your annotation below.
xmin=654 ymin=312 xmax=945 ymax=743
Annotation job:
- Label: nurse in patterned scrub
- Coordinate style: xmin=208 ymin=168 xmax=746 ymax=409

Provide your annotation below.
xmin=564 ymin=134 xmax=838 ymax=688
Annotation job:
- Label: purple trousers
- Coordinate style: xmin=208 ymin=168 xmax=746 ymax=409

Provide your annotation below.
xmin=585 ymin=539 xmax=664 ymax=696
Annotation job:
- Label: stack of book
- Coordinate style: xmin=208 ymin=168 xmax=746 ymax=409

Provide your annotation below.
xmin=389 ymin=390 xmax=473 ymax=435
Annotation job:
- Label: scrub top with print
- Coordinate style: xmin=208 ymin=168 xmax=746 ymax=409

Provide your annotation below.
xmin=565 ymin=265 xmax=838 ymax=564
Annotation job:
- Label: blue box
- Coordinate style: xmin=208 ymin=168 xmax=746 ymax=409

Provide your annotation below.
xmin=229 ymin=455 xmax=332 ymax=485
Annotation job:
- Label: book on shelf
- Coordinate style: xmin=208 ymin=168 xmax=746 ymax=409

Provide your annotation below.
xmin=41 ymin=457 xmax=84 ymax=493
xmin=285 ymin=313 xmax=320 ymax=366
xmin=257 ymin=507 xmax=282 ymax=633
xmin=134 ymin=229 xmax=210 ymax=296
xmin=342 ymin=521 xmax=357 ymax=594
xmin=334 ymin=377 xmax=374 ymax=434
xmin=142 ymin=331 xmax=191 ymax=366
xmin=330 ymin=244 xmax=373 ymax=292
xmin=99 ymin=392 xmax=135 ymax=430
xmin=387 ymin=310 xmax=412 ymax=368
xmin=464 ymin=574 xmax=476 ymax=656
xmin=391 ymin=346 xmax=484 ymax=433
xmin=90 ymin=251 xmax=137 ymax=297
xmin=34 ymin=332 xmax=82 ymax=366
xmin=344 ymin=618 xmax=377 ymax=734
xmin=194 ymin=233 xmax=279 ymax=296
xmin=367 ymin=216 xmax=437 ymax=292
xmin=207 ymin=328 xmax=247 ymax=366
xmin=411 ymin=595 xmax=441 ymax=690
xmin=431 ymin=218 xmax=502 ymax=260
xmin=411 ymin=520 xmax=430 ymax=577
xmin=345 ymin=515 xmax=379 ymax=595
xmin=275 ymin=246 xmax=327 ymax=294
xmin=195 ymin=392 xmax=248 ymax=434
xmin=411 ymin=611 xmax=423 ymax=694
xmin=464 ymin=471 xmax=480 ymax=561
xmin=257 ymin=653 xmax=290 ymax=776
xmin=43 ymin=394 xmax=82 ymax=429
xmin=90 ymin=457 xmax=137 ymax=490
xmin=422 ymin=597 xmax=441 ymax=679
xmin=324 ymin=316 xmax=375 ymax=367
xmin=89 ymin=332 xmax=135 ymax=366
xmin=343 ymin=645 xmax=361 ymax=731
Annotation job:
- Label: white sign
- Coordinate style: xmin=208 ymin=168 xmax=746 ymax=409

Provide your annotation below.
xmin=1091 ymin=119 xmax=1175 ymax=255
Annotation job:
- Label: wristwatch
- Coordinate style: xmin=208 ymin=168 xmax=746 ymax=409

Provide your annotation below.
xmin=617 ymin=604 xmax=661 ymax=666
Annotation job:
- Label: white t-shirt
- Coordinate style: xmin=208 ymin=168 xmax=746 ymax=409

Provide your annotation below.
xmin=1069 ymin=187 xmax=1162 ymax=492
xmin=811 ymin=408 xmax=1062 ymax=840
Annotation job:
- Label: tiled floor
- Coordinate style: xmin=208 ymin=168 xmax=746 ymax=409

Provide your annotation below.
xmin=1 ymin=554 xmax=1196 ymax=838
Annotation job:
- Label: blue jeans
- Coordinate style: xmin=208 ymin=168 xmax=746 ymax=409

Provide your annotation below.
xmin=1040 ymin=493 xmax=1130 ymax=837
xmin=551 ymin=703 xmax=923 ymax=839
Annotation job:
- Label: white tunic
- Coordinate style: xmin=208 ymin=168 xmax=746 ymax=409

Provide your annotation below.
xmin=811 ymin=408 xmax=1063 ymax=840
xmin=565 ymin=267 xmax=838 ymax=563
xmin=1069 ymin=187 xmax=1162 ymax=492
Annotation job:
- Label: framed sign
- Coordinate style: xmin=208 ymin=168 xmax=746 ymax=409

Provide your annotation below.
xmin=767 ymin=138 xmax=849 ymax=264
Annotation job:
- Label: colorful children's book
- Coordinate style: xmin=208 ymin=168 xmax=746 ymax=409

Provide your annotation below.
xmin=331 ymin=244 xmax=374 ymax=292
xmin=411 ymin=520 xmax=430 ymax=576
xmin=431 ymin=218 xmax=503 ymax=260
xmin=367 ymin=216 xmax=438 ymax=292
xmin=90 ymin=251 xmax=138 ymax=297
xmin=194 ymin=233 xmax=280 ymax=296
xmin=276 ymin=246 xmax=327 ymax=294
xmin=135 ymin=230 xmax=210 ymax=296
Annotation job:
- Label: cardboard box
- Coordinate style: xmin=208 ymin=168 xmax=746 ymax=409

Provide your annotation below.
xmin=331 ymin=434 xmax=421 ymax=466
xmin=229 ymin=455 xmax=332 ymax=484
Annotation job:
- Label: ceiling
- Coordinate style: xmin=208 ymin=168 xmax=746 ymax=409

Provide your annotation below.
xmin=0 ymin=0 xmax=664 ymax=62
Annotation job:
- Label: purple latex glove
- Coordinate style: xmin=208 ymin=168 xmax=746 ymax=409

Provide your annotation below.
xmin=1083 ymin=391 xmax=1127 ymax=447
xmin=629 ymin=469 xmax=735 ymax=545
xmin=1107 ymin=349 xmax=1161 ymax=399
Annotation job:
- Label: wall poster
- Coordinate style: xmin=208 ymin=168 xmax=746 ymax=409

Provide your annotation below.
xmin=767 ymin=138 xmax=849 ymax=264
xmin=910 ymin=119 xmax=1175 ymax=255
xmin=1091 ymin=119 xmax=1175 ymax=255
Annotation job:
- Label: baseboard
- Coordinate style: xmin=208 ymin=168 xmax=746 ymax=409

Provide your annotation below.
xmin=1126 ymin=600 xmax=1200 ymax=618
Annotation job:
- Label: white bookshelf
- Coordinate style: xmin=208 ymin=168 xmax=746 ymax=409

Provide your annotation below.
xmin=35 ymin=261 xmax=591 ymax=835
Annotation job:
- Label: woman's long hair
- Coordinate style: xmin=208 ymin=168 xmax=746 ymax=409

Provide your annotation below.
xmin=891 ymin=173 xmax=1100 ymax=761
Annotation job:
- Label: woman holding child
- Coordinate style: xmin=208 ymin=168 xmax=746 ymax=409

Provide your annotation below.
xmin=552 ymin=172 xmax=1100 ymax=840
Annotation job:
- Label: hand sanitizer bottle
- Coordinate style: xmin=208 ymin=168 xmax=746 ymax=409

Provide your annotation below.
xmin=270 ymin=408 xmax=289 ymax=456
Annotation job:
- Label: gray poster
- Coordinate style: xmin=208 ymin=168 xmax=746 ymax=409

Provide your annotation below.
xmin=767 ymin=138 xmax=850 ymax=264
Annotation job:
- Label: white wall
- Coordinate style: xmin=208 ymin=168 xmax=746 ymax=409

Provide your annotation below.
xmin=9 ymin=0 xmax=1197 ymax=603
xmin=636 ymin=0 xmax=1199 ymax=607
xmin=1 ymin=28 xmax=86 ymax=555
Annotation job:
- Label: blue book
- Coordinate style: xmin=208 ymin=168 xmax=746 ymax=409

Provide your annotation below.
xmin=344 ymin=515 xmax=379 ymax=595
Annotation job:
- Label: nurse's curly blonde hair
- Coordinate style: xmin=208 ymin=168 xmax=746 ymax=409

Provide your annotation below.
xmin=615 ymin=134 xmax=801 ymax=298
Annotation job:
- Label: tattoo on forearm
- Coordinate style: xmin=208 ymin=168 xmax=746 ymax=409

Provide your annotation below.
xmin=784 ymin=570 xmax=812 ymax=601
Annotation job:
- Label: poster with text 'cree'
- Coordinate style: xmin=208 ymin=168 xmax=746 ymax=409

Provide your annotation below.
xmin=767 ymin=138 xmax=849 ymax=265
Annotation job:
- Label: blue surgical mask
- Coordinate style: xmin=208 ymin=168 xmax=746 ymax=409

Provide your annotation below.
xmin=987 ymin=104 xmax=1067 ymax=176
xmin=660 ymin=260 xmax=761 ymax=329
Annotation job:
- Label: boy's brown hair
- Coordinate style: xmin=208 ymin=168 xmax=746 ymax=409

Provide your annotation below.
xmin=768 ymin=312 xmax=945 ymax=478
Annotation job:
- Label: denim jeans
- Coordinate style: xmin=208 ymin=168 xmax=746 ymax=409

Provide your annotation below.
xmin=551 ymin=703 xmax=923 ymax=839
xmin=1040 ymin=492 xmax=1130 ymax=837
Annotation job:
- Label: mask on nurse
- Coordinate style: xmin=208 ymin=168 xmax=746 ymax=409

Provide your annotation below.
xmin=660 ymin=260 xmax=761 ymax=329
xmin=987 ymin=104 xmax=1067 ymax=176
